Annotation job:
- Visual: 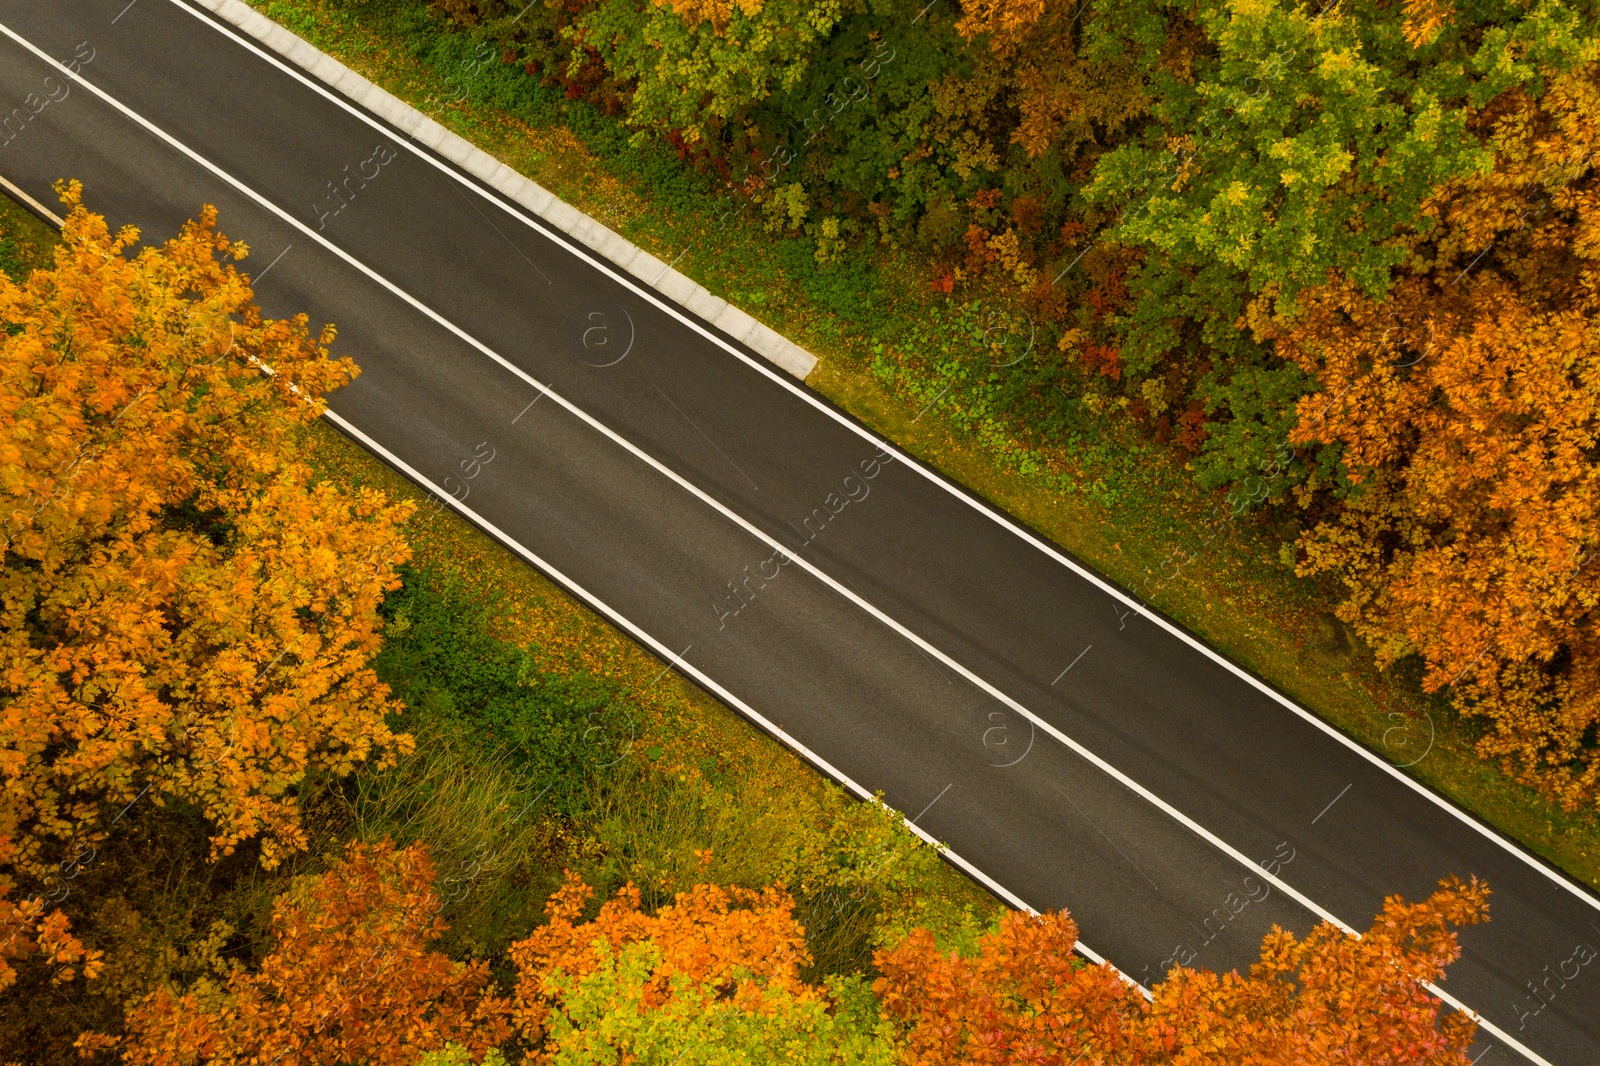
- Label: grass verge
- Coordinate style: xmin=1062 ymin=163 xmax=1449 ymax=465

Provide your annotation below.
xmin=296 ymin=420 xmax=1001 ymax=975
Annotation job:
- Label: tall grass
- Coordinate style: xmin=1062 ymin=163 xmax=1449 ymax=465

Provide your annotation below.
xmin=340 ymin=715 xmax=568 ymax=960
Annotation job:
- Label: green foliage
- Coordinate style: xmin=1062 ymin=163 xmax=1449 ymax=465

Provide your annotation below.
xmin=544 ymin=943 xmax=898 ymax=1065
xmin=572 ymin=0 xmax=846 ymax=147
xmin=375 ymin=565 xmax=632 ymax=817
xmin=0 ymin=193 xmax=56 ymax=282
xmin=1081 ymin=0 xmax=1593 ymax=487
xmin=353 ymin=564 xmax=636 ymax=959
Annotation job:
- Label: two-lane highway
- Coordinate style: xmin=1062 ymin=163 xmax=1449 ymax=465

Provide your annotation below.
xmin=2 ymin=1 xmax=1597 ymax=1060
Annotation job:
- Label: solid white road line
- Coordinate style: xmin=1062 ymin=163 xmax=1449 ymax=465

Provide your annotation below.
xmin=322 ymin=411 xmax=1130 ymax=985
xmin=163 ymin=0 xmax=1600 ymax=930
xmin=0 ymin=20 xmax=1552 ymax=1061
xmin=0 ymin=171 xmax=64 ymax=225
xmin=0 ymin=12 xmax=1131 ymax=985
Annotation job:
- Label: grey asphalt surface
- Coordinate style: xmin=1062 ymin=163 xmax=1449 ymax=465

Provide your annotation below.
xmin=2 ymin=1 xmax=1598 ymax=1060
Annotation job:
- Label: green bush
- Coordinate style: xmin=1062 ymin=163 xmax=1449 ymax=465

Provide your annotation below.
xmin=375 ymin=565 xmax=633 ymax=818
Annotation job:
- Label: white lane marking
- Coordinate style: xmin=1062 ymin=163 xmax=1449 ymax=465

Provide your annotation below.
xmin=166 ymin=0 xmax=1600 ymax=923
xmin=321 ymin=408 xmax=1135 ymax=991
xmin=0 ymin=170 xmax=64 ymax=225
xmin=1 ymin=23 xmax=1553 ymax=1059
xmin=0 ymin=13 xmax=1136 ymax=987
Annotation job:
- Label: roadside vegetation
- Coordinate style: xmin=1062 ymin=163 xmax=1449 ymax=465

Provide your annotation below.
xmin=1 ymin=191 xmax=1492 ymax=1062
xmin=242 ymin=0 xmax=1600 ymax=882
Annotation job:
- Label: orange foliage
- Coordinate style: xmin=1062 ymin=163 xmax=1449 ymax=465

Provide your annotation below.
xmin=0 ymin=185 xmax=414 ymax=876
xmin=660 ymin=0 xmax=763 ymax=32
xmin=953 ymin=0 xmax=1146 ymax=159
xmin=113 ymin=841 xmax=510 ymax=1066
xmin=1083 ymin=342 xmax=1123 ymax=380
xmin=0 ymin=834 xmax=100 ymax=993
xmin=1401 ymin=0 xmax=1455 ymax=48
xmin=875 ymin=908 xmax=1139 ymax=1064
xmin=1279 ymin=61 xmax=1600 ymax=804
xmin=875 ymin=877 xmax=1488 ymax=1065
xmin=954 ymin=0 xmax=1047 ymax=55
xmin=508 ymin=870 xmax=811 ymax=1047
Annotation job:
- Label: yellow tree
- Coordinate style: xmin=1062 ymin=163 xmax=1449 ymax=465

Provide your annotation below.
xmin=0 ymin=183 xmax=414 ymax=890
xmin=509 ymin=871 xmax=895 ymax=1063
xmin=509 ymin=871 xmax=814 ymax=1046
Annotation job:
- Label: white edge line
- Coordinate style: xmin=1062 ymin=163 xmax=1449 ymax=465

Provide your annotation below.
xmin=0 ymin=12 xmax=1137 ymax=992
xmin=0 ymin=172 xmax=65 ymax=226
xmin=5 ymin=19 xmax=1557 ymax=1059
xmin=323 ymin=409 xmax=1140 ymax=995
xmin=169 ymin=0 xmax=1600 ymax=922
xmin=182 ymin=0 xmax=814 ymax=380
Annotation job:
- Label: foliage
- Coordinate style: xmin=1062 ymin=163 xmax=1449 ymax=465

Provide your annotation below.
xmin=875 ymin=875 xmax=1490 ymax=1065
xmin=0 ymin=185 xmax=412 ymax=883
xmin=1279 ymin=58 xmax=1600 ymax=805
xmin=571 ymin=0 xmax=846 ymax=147
xmin=0 ymin=194 xmax=56 ymax=283
xmin=0 ymin=833 xmax=101 ymax=993
xmin=90 ymin=794 xmax=1488 ymax=1066
xmin=509 ymin=871 xmax=896 ymax=1064
xmin=345 ymin=562 xmax=644 ymax=962
xmin=586 ymin=758 xmax=988 ymax=979
xmin=875 ymin=907 xmax=1140 ymax=1063
xmin=374 ymin=567 xmax=626 ymax=818
xmin=110 ymin=840 xmax=511 ymax=1065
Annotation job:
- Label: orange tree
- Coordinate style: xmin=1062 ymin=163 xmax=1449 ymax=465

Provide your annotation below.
xmin=111 ymin=840 xmax=510 ymax=1065
xmin=875 ymin=876 xmax=1489 ymax=1065
xmin=508 ymin=871 xmax=895 ymax=1063
xmin=1275 ymin=58 xmax=1600 ymax=806
xmin=0 ymin=183 xmax=413 ymax=889
xmin=106 ymin=851 xmax=1488 ymax=1064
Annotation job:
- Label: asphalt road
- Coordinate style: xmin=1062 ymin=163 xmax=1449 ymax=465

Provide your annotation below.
xmin=2 ymin=2 xmax=1598 ymax=1061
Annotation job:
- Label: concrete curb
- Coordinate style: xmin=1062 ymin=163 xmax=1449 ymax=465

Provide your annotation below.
xmin=191 ymin=0 xmax=818 ymax=380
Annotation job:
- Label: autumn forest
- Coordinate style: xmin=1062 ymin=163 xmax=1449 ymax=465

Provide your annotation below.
xmin=4 ymin=0 xmax=1600 ymax=1060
